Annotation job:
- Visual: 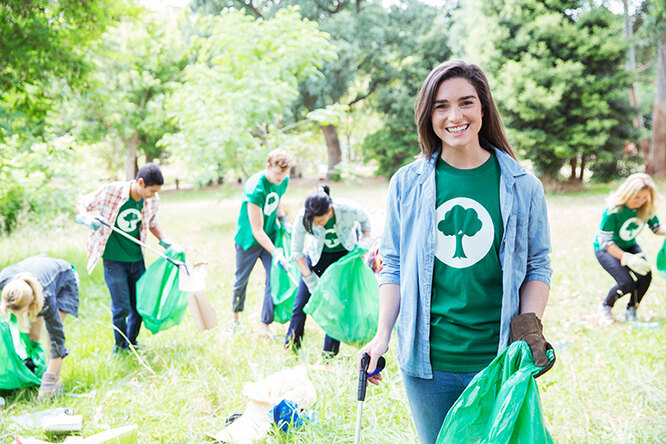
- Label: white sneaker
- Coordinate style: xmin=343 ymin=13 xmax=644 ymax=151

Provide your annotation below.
xmin=625 ymin=307 xmax=638 ymax=322
xmin=599 ymin=304 xmax=614 ymax=325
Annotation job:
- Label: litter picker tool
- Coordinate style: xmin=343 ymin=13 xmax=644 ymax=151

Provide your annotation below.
xmin=354 ymin=353 xmax=386 ymax=444
xmin=76 ymin=215 xmax=190 ymax=276
xmin=278 ymin=261 xmax=300 ymax=287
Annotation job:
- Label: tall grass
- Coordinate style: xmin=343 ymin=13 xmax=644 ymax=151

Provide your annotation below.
xmin=0 ymin=177 xmax=664 ymax=443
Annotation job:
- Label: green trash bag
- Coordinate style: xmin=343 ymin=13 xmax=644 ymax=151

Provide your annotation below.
xmin=656 ymin=237 xmax=666 ymax=278
xmin=271 ymin=227 xmax=301 ymax=324
xmin=136 ymin=248 xmax=188 ymax=334
xmin=303 ymin=246 xmax=379 ymax=345
xmin=436 ymin=341 xmax=555 ymax=444
xmin=0 ymin=313 xmax=47 ymax=390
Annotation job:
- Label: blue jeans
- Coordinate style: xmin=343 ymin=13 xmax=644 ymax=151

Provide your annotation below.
xmin=284 ymin=251 xmax=348 ymax=354
xmin=402 ymin=369 xmax=478 ymax=444
xmin=231 ymin=242 xmax=274 ymax=324
xmin=103 ymin=259 xmax=146 ymax=349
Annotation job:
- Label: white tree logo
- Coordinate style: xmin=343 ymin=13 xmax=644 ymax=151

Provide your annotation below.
xmin=324 ymin=228 xmax=341 ymax=248
xmin=435 ymin=197 xmax=494 ymax=269
xmin=117 ymin=208 xmax=142 ymax=232
xmin=619 ymin=217 xmax=644 ymax=241
xmin=264 ymin=192 xmax=279 ymax=216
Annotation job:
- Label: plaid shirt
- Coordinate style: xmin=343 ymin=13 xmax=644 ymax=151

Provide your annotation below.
xmin=78 ymin=180 xmax=159 ymax=274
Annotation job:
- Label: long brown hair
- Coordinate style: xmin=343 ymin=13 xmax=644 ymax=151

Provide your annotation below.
xmin=414 ymin=60 xmax=516 ymax=159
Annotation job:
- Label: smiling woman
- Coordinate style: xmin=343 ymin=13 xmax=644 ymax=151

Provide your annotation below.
xmin=358 ymin=60 xmax=554 ymax=444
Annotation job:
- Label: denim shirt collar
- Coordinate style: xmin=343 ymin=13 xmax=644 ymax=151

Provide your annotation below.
xmin=416 ymin=142 xmax=526 ymax=183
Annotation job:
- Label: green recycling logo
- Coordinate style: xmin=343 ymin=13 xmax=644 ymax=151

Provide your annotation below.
xmin=264 ymin=192 xmax=279 ymax=216
xmin=435 ymin=197 xmax=493 ymax=268
xmin=117 ymin=208 xmax=142 ymax=232
xmin=619 ymin=217 xmax=644 ymax=241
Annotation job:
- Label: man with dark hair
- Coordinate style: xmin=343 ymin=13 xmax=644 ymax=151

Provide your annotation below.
xmin=76 ymin=163 xmax=172 ymax=353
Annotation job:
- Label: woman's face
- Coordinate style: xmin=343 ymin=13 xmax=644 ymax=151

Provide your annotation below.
xmin=431 ymin=77 xmax=483 ymax=152
xmin=627 ymin=189 xmax=650 ymax=210
xmin=313 ymin=206 xmax=333 ymax=227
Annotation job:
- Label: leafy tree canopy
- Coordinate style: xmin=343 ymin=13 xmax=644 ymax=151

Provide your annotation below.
xmin=0 ymin=0 xmax=136 ymax=141
xmin=452 ymin=0 xmax=635 ymax=181
xmin=159 ymin=7 xmax=336 ymax=183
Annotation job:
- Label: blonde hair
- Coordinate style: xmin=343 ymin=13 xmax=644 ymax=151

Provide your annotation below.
xmin=610 ymin=173 xmax=658 ymax=220
xmin=1 ymin=272 xmax=44 ymax=320
xmin=266 ymin=149 xmax=291 ymax=171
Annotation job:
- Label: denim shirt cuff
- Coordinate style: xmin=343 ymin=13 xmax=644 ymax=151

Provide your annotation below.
xmin=290 ymin=252 xmax=305 ymax=262
xmin=379 ymin=274 xmax=400 ymax=286
xmin=524 ymin=272 xmax=551 ymax=287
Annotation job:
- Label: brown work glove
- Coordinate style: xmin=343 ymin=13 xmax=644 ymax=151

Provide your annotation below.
xmin=510 ymin=312 xmax=555 ymax=378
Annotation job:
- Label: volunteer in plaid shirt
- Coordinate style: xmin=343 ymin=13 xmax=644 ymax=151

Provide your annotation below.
xmin=76 ymin=163 xmax=171 ymax=353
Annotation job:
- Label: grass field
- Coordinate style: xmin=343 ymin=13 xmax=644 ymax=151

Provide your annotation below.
xmin=0 ymin=177 xmax=665 ymax=443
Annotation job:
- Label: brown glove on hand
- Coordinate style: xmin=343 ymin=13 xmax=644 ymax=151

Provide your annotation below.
xmin=510 ymin=312 xmax=555 ymax=378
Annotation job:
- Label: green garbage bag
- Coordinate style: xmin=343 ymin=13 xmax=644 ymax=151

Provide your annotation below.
xmin=0 ymin=313 xmax=47 ymax=390
xmin=303 ymin=246 xmax=379 ymax=345
xmin=271 ymin=227 xmax=300 ymax=324
xmin=656 ymin=237 xmax=666 ymax=278
xmin=136 ymin=248 xmax=188 ymax=334
xmin=436 ymin=341 xmax=555 ymax=444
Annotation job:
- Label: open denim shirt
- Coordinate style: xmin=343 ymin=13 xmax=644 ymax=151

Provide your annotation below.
xmin=291 ymin=199 xmax=371 ymax=266
xmin=379 ymin=145 xmax=552 ymax=379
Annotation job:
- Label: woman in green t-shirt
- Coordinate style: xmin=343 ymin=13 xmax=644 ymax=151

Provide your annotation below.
xmin=594 ymin=173 xmax=665 ymax=324
xmin=357 ymin=60 xmax=554 ymax=444
xmin=285 ymin=185 xmax=372 ymax=355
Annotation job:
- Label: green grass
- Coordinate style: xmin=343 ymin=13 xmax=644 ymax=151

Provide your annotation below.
xmin=0 ymin=177 xmax=665 ymax=443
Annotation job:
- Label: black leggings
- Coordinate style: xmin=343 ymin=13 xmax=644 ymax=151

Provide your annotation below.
xmin=595 ymin=244 xmax=651 ymax=308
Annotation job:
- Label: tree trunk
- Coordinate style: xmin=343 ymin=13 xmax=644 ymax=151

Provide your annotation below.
xmin=578 ymin=153 xmax=587 ymax=182
xmin=569 ymin=156 xmax=578 ymax=181
xmin=125 ymin=131 xmax=139 ymax=180
xmin=623 ymin=0 xmax=651 ymax=170
xmin=648 ymin=36 xmax=666 ymax=177
xmin=322 ymin=124 xmax=342 ymax=180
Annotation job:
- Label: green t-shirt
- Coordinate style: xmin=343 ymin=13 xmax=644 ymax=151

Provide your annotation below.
xmin=430 ymin=153 xmax=504 ymax=373
xmin=234 ymin=171 xmax=289 ymax=251
xmin=322 ymin=214 xmax=347 ymax=253
xmin=102 ymin=196 xmax=144 ymax=262
xmin=593 ymin=205 xmax=659 ymax=250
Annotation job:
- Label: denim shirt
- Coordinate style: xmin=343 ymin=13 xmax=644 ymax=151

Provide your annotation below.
xmin=291 ymin=199 xmax=371 ymax=265
xmin=379 ymin=146 xmax=552 ymax=379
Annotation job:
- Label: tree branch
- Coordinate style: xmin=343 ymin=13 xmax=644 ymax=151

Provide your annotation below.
xmin=347 ymin=76 xmax=389 ymax=107
xmin=243 ymin=0 xmax=264 ymax=19
xmin=93 ymin=109 xmax=127 ymax=145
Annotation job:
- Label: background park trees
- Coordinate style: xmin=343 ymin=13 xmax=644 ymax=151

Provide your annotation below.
xmin=0 ymin=0 xmax=665 ymax=233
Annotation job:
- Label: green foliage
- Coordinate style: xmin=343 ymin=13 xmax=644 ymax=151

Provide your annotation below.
xmin=57 ymin=17 xmax=189 ymax=176
xmin=160 ymin=7 xmax=336 ymax=183
xmin=453 ymin=0 xmax=635 ymax=180
xmin=363 ymin=2 xmax=451 ymax=177
xmin=0 ymin=0 xmax=135 ymax=141
xmin=0 ymin=135 xmax=81 ymax=234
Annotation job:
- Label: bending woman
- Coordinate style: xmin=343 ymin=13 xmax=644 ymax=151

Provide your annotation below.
xmin=594 ymin=173 xmax=664 ymax=323
xmin=0 ymin=254 xmax=79 ymax=400
xmin=285 ymin=185 xmax=372 ymax=355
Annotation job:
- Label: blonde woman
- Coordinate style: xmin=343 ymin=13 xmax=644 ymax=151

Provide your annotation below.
xmin=594 ymin=173 xmax=665 ymax=323
xmin=0 ymin=254 xmax=79 ymax=400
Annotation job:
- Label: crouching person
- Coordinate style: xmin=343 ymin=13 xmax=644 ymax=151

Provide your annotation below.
xmin=0 ymin=254 xmax=80 ymax=401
